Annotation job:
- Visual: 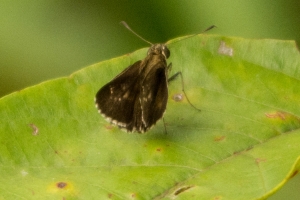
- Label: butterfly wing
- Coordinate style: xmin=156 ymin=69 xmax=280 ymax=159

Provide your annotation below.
xmin=138 ymin=62 xmax=168 ymax=132
xmin=95 ymin=60 xmax=143 ymax=130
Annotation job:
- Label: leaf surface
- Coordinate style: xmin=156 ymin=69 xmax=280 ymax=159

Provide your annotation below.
xmin=1 ymin=35 xmax=300 ymax=199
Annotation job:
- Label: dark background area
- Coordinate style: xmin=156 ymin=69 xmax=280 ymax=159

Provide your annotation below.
xmin=0 ymin=1 xmax=299 ymax=199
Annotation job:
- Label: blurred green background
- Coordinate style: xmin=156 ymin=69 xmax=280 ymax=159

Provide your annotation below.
xmin=0 ymin=1 xmax=299 ymax=199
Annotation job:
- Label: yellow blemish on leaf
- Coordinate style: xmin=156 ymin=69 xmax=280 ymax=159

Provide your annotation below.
xmin=47 ymin=181 xmax=76 ymax=195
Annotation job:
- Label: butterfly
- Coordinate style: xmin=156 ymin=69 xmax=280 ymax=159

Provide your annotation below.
xmin=95 ymin=21 xmax=209 ymax=133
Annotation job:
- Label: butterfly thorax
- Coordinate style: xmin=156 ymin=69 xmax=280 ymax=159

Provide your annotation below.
xmin=139 ymin=45 xmax=169 ymax=78
xmin=147 ymin=44 xmax=170 ymax=59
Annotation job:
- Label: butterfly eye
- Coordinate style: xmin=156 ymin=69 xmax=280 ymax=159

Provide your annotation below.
xmin=162 ymin=46 xmax=170 ymax=59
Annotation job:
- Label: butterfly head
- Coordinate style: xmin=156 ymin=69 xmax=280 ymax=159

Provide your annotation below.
xmin=148 ymin=44 xmax=170 ymax=59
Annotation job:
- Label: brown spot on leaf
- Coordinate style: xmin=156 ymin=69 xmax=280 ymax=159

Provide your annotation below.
xmin=131 ymin=193 xmax=136 ymax=198
xmin=246 ymin=146 xmax=253 ymax=151
xmin=105 ymin=124 xmax=114 ymax=130
xmin=108 ymin=193 xmax=113 ymax=198
xmin=156 ymin=148 xmax=162 ymax=152
xmin=132 ymin=181 xmax=138 ymax=185
xmin=233 ymin=149 xmax=242 ymax=155
xmin=255 ymin=158 xmax=267 ymax=164
xmin=47 ymin=181 xmax=74 ymax=194
xmin=28 ymin=123 xmax=39 ymax=135
xmin=56 ymin=182 xmax=67 ymax=189
xmin=174 ymin=186 xmax=194 ymax=195
xmin=265 ymin=112 xmax=286 ymax=120
xmin=214 ymin=135 xmax=226 ymax=141
xmin=265 ymin=111 xmax=300 ymax=133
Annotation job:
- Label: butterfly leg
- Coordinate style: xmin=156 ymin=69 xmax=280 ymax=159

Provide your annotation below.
xmin=167 ymin=63 xmax=173 ymax=78
xmin=168 ymin=71 xmax=201 ymax=111
xmin=167 ymin=62 xmax=172 ymax=70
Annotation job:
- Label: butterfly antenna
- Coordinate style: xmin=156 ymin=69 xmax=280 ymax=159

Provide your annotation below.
xmin=120 ymin=21 xmax=153 ymax=45
xmin=171 ymin=25 xmax=217 ymax=44
xmin=202 ymin=25 xmax=217 ymax=32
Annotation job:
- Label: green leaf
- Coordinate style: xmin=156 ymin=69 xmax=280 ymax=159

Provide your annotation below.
xmin=1 ymin=35 xmax=300 ymax=199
